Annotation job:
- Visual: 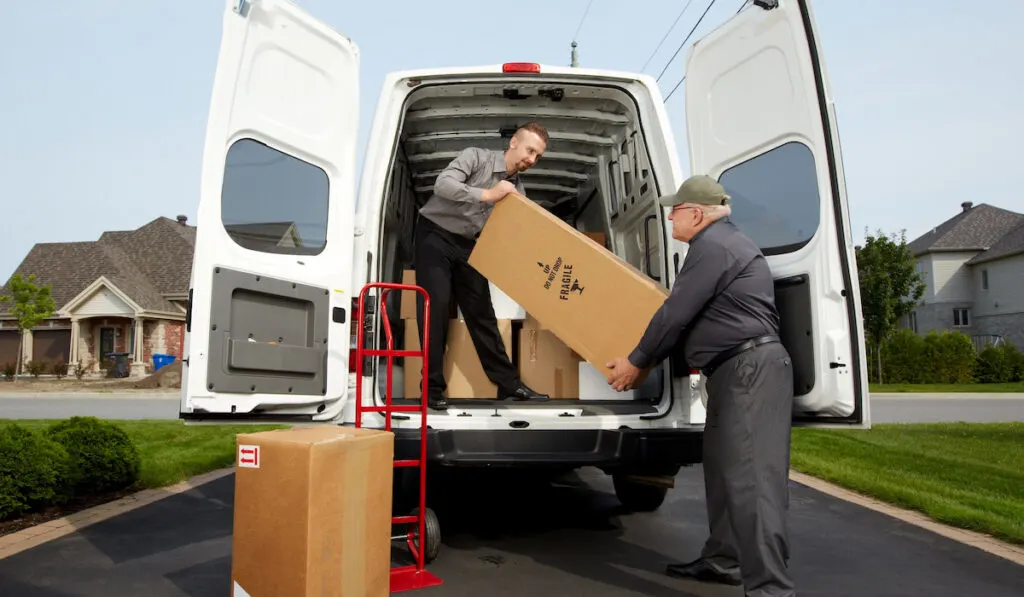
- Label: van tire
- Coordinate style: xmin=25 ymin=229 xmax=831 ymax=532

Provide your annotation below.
xmin=612 ymin=474 xmax=669 ymax=512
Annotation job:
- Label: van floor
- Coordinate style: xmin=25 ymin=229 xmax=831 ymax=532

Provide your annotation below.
xmin=388 ymin=398 xmax=658 ymax=416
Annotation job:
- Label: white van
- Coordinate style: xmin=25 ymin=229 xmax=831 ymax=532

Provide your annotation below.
xmin=180 ymin=0 xmax=870 ymax=511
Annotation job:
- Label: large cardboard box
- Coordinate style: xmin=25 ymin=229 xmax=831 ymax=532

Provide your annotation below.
xmin=518 ymin=315 xmax=582 ymax=399
xmin=404 ymin=318 xmax=514 ymax=399
xmin=468 ymin=193 xmax=669 ymax=377
xmin=231 ymin=426 xmax=394 ymax=597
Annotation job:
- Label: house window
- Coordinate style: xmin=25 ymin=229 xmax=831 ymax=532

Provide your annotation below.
xmin=717 ymin=141 xmax=820 ymax=256
xmin=221 ymin=138 xmax=329 ymax=256
xmin=953 ymin=308 xmax=970 ymax=327
xmin=981 ymin=269 xmax=989 ymax=291
xmin=908 ymin=311 xmax=918 ymax=334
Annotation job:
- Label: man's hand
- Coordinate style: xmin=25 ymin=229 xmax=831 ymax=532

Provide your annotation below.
xmin=481 ymin=180 xmax=517 ymax=203
xmin=606 ymin=357 xmax=641 ymax=391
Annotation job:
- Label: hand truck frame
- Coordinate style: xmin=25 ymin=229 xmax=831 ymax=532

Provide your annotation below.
xmin=354 ymin=282 xmax=443 ymax=592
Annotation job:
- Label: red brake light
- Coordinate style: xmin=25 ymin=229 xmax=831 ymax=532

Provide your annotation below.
xmin=502 ymin=62 xmax=541 ymax=73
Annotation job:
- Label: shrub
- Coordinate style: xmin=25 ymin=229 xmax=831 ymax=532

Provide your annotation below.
xmin=2 ymin=362 xmax=14 ymax=381
xmin=880 ymin=329 xmax=925 ymax=384
xmin=52 ymin=358 xmax=69 ymax=380
xmin=975 ymin=342 xmax=1024 ymax=383
xmin=73 ymin=360 xmax=86 ymax=380
xmin=45 ymin=417 xmax=141 ymax=497
xmin=919 ymin=331 xmax=976 ymax=384
xmin=0 ymin=424 xmax=71 ymax=520
xmin=25 ymin=360 xmax=47 ymax=378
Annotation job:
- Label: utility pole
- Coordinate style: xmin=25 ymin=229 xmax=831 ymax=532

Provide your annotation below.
xmin=570 ymin=41 xmax=579 ymax=67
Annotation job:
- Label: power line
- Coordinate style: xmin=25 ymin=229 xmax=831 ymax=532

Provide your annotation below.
xmin=656 ymin=0 xmax=720 ymax=83
xmin=640 ymin=0 xmax=696 ymax=73
xmin=572 ymin=0 xmax=595 ymax=41
xmin=664 ymin=76 xmax=686 ymax=102
xmin=662 ymin=0 xmax=748 ymax=102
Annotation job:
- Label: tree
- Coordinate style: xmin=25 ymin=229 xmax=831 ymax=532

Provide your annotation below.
xmin=855 ymin=230 xmax=926 ymax=383
xmin=0 ymin=274 xmax=57 ymax=375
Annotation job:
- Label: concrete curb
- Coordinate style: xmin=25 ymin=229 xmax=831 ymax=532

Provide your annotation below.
xmin=0 ymin=467 xmax=234 ymax=560
xmin=790 ymin=471 xmax=1024 ymax=566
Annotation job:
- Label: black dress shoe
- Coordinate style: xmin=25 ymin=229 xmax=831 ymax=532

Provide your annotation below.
xmin=428 ymin=396 xmax=448 ymax=411
xmin=498 ymin=382 xmax=550 ymax=402
xmin=665 ymin=559 xmax=742 ymax=585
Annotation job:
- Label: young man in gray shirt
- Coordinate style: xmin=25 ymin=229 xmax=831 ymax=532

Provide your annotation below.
xmin=413 ymin=122 xmax=551 ymax=410
xmin=607 ymin=175 xmax=796 ymax=597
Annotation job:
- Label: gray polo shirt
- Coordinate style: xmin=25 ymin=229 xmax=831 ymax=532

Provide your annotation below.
xmin=418 ymin=147 xmax=525 ymax=239
xmin=628 ymin=219 xmax=780 ymax=370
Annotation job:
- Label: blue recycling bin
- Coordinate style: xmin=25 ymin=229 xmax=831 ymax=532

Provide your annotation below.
xmin=153 ymin=354 xmax=176 ymax=371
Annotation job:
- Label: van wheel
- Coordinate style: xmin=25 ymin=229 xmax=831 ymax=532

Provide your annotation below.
xmin=410 ymin=507 xmax=441 ymax=564
xmin=612 ymin=474 xmax=669 ymax=512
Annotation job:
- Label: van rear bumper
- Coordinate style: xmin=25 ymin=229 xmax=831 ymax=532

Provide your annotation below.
xmin=393 ymin=427 xmax=704 ymax=469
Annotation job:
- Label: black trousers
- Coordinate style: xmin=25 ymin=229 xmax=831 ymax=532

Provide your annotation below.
xmin=413 ymin=216 xmax=518 ymax=398
xmin=701 ymin=341 xmax=795 ymax=597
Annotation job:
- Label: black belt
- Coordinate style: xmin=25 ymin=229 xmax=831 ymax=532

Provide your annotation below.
xmin=702 ymin=334 xmax=780 ymax=378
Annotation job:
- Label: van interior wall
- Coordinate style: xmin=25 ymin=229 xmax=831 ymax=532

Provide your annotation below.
xmin=375 ymin=79 xmax=667 ymax=400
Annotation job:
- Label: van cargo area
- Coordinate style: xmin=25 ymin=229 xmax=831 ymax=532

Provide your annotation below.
xmin=366 ymin=76 xmax=675 ymax=415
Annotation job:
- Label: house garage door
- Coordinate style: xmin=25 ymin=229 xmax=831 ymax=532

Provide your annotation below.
xmin=0 ymin=330 xmax=19 ymax=366
xmin=32 ymin=329 xmax=71 ymax=363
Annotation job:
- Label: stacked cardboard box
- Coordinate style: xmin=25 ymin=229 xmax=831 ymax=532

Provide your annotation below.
xmin=231 ymin=426 xmax=394 ymax=596
xmin=399 ymin=269 xmax=514 ymax=399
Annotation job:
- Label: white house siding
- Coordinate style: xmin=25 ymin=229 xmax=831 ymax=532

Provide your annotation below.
xmin=970 ymin=255 xmax=1024 ymax=348
xmin=75 ymin=287 xmax=134 ymax=316
xmin=972 ymin=256 xmax=1024 ymax=317
xmin=930 ymin=252 xmax=979 ymax=303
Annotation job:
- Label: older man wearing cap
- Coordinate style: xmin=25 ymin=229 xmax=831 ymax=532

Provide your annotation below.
xmin=606 ymin=174 xmax=796 ymax=597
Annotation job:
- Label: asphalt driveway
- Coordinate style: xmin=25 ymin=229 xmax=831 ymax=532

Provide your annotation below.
xmin=0 ymin=466 xmax=1022 ymax=596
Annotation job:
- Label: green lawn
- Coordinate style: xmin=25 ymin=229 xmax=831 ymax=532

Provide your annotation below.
xmin=870 ymin=382 xmax=1024 ymax=393
xmin=1 ymin=419 xmax=288 ymax=489
xmin=791 ymin=423 xmax=1024 ymax=545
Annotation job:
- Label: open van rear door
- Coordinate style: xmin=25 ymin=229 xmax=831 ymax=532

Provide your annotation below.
xmin=684 ymin=0 xmax=869 ymax=427
xmin=180 ymin=0 xmax=359 ymax=422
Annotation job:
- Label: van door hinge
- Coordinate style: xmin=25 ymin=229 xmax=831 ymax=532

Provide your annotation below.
xmin=233 ymin=0 xmax=251 ymax=16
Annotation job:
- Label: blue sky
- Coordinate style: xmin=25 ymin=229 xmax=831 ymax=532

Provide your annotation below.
xmin=2 ymin=0 xmax=1022 ymax=282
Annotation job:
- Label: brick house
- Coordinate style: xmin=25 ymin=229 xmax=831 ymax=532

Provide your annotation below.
xmin=0 ymin=215 xmax=195 ymax=377
xmin=904 ymin=202 xmax=1024 ymax=349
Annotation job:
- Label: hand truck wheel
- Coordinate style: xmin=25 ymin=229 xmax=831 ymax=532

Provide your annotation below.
xmin=410 ymin=506 xmax=441 ymax=564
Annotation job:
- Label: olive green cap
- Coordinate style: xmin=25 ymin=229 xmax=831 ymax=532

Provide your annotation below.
xmin=657 ymin=174 xmax=730 ymax=208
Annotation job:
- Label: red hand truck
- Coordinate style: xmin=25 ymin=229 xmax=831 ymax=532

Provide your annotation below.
xmin=354 ymin=282 xmax=443 ymax=592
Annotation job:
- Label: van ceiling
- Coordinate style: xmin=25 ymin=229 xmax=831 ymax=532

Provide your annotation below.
xmin=399 ymin=81 xmax=639 ymax=220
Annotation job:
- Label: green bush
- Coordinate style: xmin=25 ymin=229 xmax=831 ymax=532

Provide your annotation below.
xmin=0 ymin=424 xmax=70 ymax=520
xmin=45 ymin=417 xmax=141 ymax=497
xmin=975 ymin=342 xmax=1024 ymax=383
xmin=920 ymin=330 xmax=976 ymax=383
xmin=880 ymin=329 xmax=925 ymax=384
xmin=876 ymin=330 xmax=984 ymax=384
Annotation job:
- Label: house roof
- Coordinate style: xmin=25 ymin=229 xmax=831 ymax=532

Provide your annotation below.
xmin=0 ymin=216 xmax=195 ymax=317
xmin=908 ymin=202 xmax=1024 ymax=257
xmin=966 ymin=221 xmax=1024 ymax=265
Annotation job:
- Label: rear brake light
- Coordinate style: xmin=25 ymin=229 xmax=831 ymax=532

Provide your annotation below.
xmin=502 ymin=62 xmax=541 ymax=73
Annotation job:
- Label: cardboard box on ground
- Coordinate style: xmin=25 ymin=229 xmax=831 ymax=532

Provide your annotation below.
xmin=231 ymin=426 xmax=394 ymax=597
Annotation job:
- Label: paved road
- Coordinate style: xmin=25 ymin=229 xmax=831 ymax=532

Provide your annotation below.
xmin=1 ymin=466 xmax=1021 ymax=596
xmin=2 ymin=392 xmax=1022 ymax=423
xmin=870 ymin=393 xmax=1024 ymax=423
xmin=0 ymin=392 xmax=180 ymax=420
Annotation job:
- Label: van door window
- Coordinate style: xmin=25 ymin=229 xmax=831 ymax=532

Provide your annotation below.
xmin=221 ymin=138 xmax=330 ymax=256
xmin=716 ymin=141 xmax=820 ymax=256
